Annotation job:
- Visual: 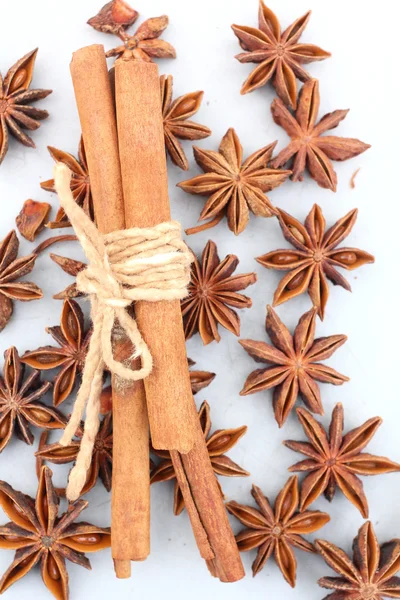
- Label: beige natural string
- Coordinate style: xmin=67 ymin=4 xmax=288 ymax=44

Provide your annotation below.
xmin=53 ymin=163 xmax=193 ymax=501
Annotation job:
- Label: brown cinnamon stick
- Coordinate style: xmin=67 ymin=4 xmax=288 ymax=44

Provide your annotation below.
xmin=115 ymin=57 xmax=244 ymax=582
xmin=70 ymin=44 xmax=150 ymax=577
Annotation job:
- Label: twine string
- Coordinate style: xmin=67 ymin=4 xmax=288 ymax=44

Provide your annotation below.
xmin=53 ymin=163 xmax=193 ymax=501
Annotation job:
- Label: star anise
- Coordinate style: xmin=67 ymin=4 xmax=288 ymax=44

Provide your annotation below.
xmin=188 ymin=358 xmax=216 ymax=395
xmin=284 ymin=404 xmax=400 ymax=518
xmin=36 ymin=412 xmax=113 ymax=496
xmin=105 ymin=15 xmax=176 ymax=61
xmin=178 ymin=128 xmax=291 ymax=235
xmin=151 ymin=400 xmax=249 ymax=515
xmin=49 ymin=254 xmax=86 ymax=300
xmin=41 ymin=138 xmax=91 ymax=228
xmin=181 ymin=240 xmax=257 ymax=345
xmin=0 ymin=230 xmax=43 ymax=332
xmin=270 ymin=79 xmax=371 ymax=190
xmin=0 ymin=49 xmax=52 ymax=165
xmin=256 ymin=204 xmax=375 ymax=319
xmin=0 ymin=347 xmax=66 ymax=453
xmin=21 ymin=300 xmax=91 ymax=407
xmin=232 ymin=2 xmax=330 ymax=107
xmin=316 ymin=521 xmax=400 ymax=600
xmin=161 ymin=74 xmax=211 ymax=171
xmin=239 ymin=305 xmax=348 ymax=427
xmin=226 ymin=475 xmax=330 ymax=587
xmin=0 ymin=466 xmax=111 ymax=600
xmin=87 ymin=0 xmax=139 ymax=35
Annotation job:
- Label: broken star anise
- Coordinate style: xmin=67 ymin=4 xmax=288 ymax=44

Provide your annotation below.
xmin=104 ymin=15 xmax=176 ymax=61
xmin=226 ymin=475 xmax=330 ymax=587
xmin=87 ymin=0 xmax=139 ymax=35
xmin=232 ymin=2 xmax=330 ymax=107
xmin=0 ymin=49 xmax=52 ymax=165
xmin=284 ymin=404 xmax=400 ymax=518
xmin=161 ymin=74 xmax=211 ymax=171
xmin=0 ymin=466 xmax=111 ymax=600
xmin=0 ymin=347 xmax=66 ymax=453
xmin=316 ymin=521 xmax=400 ymax=600
xmin=151 ymin=400 xmax=248 ymax=515
xmin=270 ymin=79 xmax=371 ymax=190
xmin=181 ymin=240 xmax=257 ymax=345
xmin=256 ymin=204 xmax=375 ymax=319
xmin=49 ymin=254 xmax=86 ymax=300
xmin=41 ymin=138 xmax=91 ymax=228
xmin=36 ymin=412 xmax=113 ymax=496
xmin=178 ymin=128 xmax=290 ymax=235
xmin=188 ymin=358 xmax=216 ymax=395
xmin=239 ymin=305 xmax=349 ymax=427
xmin=0 ymin=230 xmax=43 ymax=332
xmin=21 ymin=299 xmax=91 ymax=407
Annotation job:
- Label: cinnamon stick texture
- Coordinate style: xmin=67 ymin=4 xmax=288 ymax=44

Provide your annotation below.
xmin=115 ymin=59 xmax=244 ymax=583
xmin=115 ymin=59 xmax=197 ymax=454
xmin=70 ymin=45 xmax=150 ymax=576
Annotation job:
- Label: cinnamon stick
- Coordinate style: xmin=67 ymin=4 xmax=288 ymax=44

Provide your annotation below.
xmin=70 ymin=44 xmax=150 ymax=577
xmin=115 ymin=57 xmax=244 ymax=582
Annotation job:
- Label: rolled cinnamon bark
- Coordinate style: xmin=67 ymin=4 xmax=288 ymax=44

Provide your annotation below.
xmin=115 ymin=58 xmax=244 ymax=582
xmin=70 ymin=45 xmax=150 ymax=577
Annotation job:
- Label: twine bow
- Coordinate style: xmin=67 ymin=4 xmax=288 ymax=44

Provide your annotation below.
xmin=53 ymin=163 xmax=193 ymax=500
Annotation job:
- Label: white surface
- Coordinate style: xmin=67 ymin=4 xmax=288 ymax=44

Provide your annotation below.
xmin=0 ymin=0 xmax=398 ymax=598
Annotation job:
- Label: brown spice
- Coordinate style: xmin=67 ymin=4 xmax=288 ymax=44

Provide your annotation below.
xmin=151 ymin=400 xmax=248 ymax=514
xmin=105 ymin=15 xmax=176 ymax=61
xmin=182 ymin=240 xmax=257 ymax=345
xmin=50 ymin=254 xmax=86 ymax=300
xmin=284 ymin=404 xmax=400 ymax=517
xmin=16 ymin=200 xmax=51 ymax=241
xmin=350 ymin=167 xmax=361 ymax=188
xmin=0 ymin=466 xmax=111 ymax=600
xmin=88 ymin=0 xmax=139 ymax=35
xmin=226 ymin=476 xmax=330 ymax=587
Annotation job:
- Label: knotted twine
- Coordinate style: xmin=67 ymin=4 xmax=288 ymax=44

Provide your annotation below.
xmin=53 ymin=163 xmax=193 ymax=501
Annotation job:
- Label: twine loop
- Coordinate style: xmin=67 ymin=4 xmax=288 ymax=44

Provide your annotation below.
xmin=53 ymin=163 xmax=193 ymax=500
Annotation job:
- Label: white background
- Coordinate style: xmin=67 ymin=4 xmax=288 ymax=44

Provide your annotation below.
xmin=0 ymin=0 xmax=398 ymax=598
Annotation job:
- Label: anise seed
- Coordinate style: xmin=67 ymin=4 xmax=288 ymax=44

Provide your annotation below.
xmin=47 ymin=554 xmax=60 ymax=580
xmin=288 ymin=226 xmax=306 ymax=245
xmin=287 ymin=271 xmax=307 ymax=291
xmin=30 ymin=408 xmax=52 ymax=424
xmin=271 ymin=253 xmax=296 ymax=265
xmin=334 ymin=251 xmax=357 ymax=265
xmin=70 ymin=533 xmax=102 ymax=544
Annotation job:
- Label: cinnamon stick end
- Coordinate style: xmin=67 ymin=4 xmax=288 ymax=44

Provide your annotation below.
xmin=114 ymin=559 xmax=131 ymax=579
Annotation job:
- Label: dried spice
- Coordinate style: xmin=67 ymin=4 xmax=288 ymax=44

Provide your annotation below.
xmin=50 ymin=254 xmax=86 ymax=300
xmin=239 ymin=306 xmax=348 ymax=427
xmin=21 ymin=300 xmax=91 ymax=407
xmin=161 ymin=74 xmax=211 ymax=171
xmin=151 ymin=400 xmax=248 ymax=515
xmin=188 ymin=358 xmax=216 ymax=395
xmin=0 ymin=466 xmax=111 ymax=600
xmin=0 ymin=49 xmax=52 ymax=165
xmin=41 ymin=139 xmax=92 ymax=228
xmin=226 ymin=476 xmax=330 ymax=587
xmin=87 ymin=0 xmax=139 ymax=35
xmin=181 ymin=240 xmax=257 ymax=345
xmin=316 ymin=521 xmax=400 ymax=599
xmin=0 ymin=230 xmax=43 ymax=332
xmin=232 ymin=2 xmax=330 ymax=107
xmin=104 ymin=15 xmax=176 ymax=61
xmin=36 ymin=412 xmax=113 ymax=496
xmin=256 ymin=204 xmax=375 ymax=319
xmin=16 ymin=200 xmax=51 ymax=242
xmin=178 ymin=128 xmax=290 ymax=235
xmin=284 ymin=404 xmax=400 ymax=518
xmin=0 ymin=347 xmax=66 ymax=452
xmin=270 ymin=79 xmax=370 ymax=190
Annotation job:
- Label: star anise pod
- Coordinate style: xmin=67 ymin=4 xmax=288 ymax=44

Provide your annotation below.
xmin=270 ymin=79 xmax=371 ymax=190
xmin=21 ymin=300 xmax=91 ymax=407
xmin=284 ymin=404 xmax=400 ymax=518
xmin=105 ymin=15 xmax=176 ymax=61
xmin=0 ymin=466 xmax=111 ymax=600
xmin=49 ymin=254 xmax=86 ymax=300
xmin=178 ymin=128 xmax=290 ymax=235
xmin=36 ymin=412 xmax=113 ymax=496
xmin=188 ymin=358 xmax=216 ymax=395
xmin=226 ymin=475 xmax=330 ymax=587
xmin=0 ymin=230 xmax=43 ymax=332
xmin=16 ymin=200 xmax=51 ymax=242
xmin=87 ymin=0 xmax=139 ymax=35
xmin=316 ymin=521 xmax=400 ymax=600
xmin=239 ymin=305 xmax=348 ymax=427
xmin=181 ymin=240 xmax=257 ymax=345
xmin=41 ymin=138 xmax=91 ymax=228
xmin=161 ymin=74 xmax=211 ymax=171
xmin=151 ymin=400 xmax=249 ymax=515
xmin=0 ymin=49 xmax=52 ymax=165
xmin=256 ymin=204 xmax=375 ymax=319
xmin=0 ymin=347 xmax=66 ymax=453
xmin=232 ymin=2 xmax=330 ymax=107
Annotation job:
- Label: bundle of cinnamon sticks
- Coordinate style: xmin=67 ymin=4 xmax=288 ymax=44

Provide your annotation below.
xmin=68 ymin=16 xmax=244 ymax=582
